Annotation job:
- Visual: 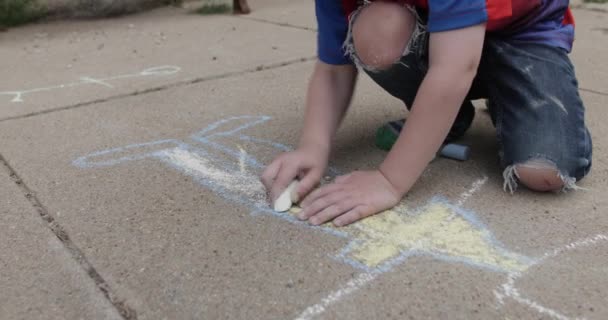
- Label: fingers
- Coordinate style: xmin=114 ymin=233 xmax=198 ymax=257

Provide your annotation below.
xmin=333 ymin=205 xmax=373 ymax=227
xmin=270 ymin=162 xmax=299 ymax=202
xmin=334 ymin=174 xmax=350 ymax=184
xmin=294 ymin=168 xmax=322 ymax=203
xmin=299 ymin=187 xmax=368 ymax=226
xmin=293 ymin=170 xmax=398 ymax=227
xmin=261 ymin=159 xmax=282 ymax=190
xmin=299 ymin=190 xmax=349 ymax=221
xmin=300 ymin=183 xmax=344 ymax=209
xmin=309 ymin=198 xmax=357 ymax=226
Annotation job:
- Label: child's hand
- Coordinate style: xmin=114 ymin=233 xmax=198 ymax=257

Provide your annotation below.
xmin=297 ymin=170 xmax=402 ymax=227
xmin=261 ymin=143 xmax=330 ymax=204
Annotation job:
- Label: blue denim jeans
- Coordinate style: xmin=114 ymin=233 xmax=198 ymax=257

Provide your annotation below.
xmin=349 ymin=27 xmax=593 ymax=191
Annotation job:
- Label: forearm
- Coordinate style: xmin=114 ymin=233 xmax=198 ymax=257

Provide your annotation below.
xmin=299 ymin=62 xmax=358 ymax=150
xmin=379 ymin=66 xmax=476 ymax=194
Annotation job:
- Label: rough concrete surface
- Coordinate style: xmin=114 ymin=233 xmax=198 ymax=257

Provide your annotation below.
xmin=0 ymin=1 xmax=606 ymax=320
xmin=0 ymin=6 xmax=314 ymax=120
xmin=42 ymin=0 xmax=176 ymax=17
xmin=0 ymin=163 xmax=122 ymax=319
xmin=570 ymin=9 xmax=608 ymax=95
xmin=245 ymin=0 xmax=316 ymax=30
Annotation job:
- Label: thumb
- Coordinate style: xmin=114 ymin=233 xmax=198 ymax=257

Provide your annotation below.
xmin=294 ymin=168 xmax=322 ymax=203
xmin=271 ymin=163 xmax=299 ymax=202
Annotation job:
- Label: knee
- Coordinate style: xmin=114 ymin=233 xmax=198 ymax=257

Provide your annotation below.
xmin=351 ymin=2 xmax=416 ymax=71
xmin=513 ymin=160 xmax=565 ymax=192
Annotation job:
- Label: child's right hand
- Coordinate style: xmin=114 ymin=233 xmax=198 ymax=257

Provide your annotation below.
xmin=261 ymin=143 xmax=330 ymax=205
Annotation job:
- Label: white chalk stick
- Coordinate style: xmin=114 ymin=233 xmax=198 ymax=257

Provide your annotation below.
xmin=274 ymin=180 xmax=299 ymax=212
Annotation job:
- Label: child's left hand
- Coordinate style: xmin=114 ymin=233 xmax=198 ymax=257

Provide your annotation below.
xmin=297 ymin=170 xmax=402 ymax=227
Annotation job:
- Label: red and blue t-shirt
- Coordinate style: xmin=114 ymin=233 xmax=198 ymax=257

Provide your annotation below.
xmin=317 ymin=0 xmax=575 ymax=65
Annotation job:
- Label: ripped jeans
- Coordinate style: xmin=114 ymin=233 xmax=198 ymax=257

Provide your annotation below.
xmin=346 ymin=19 xmax=593 ymax=192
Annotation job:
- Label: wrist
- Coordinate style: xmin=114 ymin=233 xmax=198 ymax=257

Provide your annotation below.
xmin=299 ymin=136 xmax=331 ymax=154
xmin=378 ymin=163 xmax=412 ymax=197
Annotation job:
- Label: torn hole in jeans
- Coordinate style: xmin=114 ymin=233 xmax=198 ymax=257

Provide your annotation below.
xmin=502 ymin=158 xmax=581 ymax=193
xmin=342 ymin=1 xmax=426 ymax=72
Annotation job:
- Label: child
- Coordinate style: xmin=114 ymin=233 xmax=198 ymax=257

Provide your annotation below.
xmin=261 ymin=0 xmax=592 ymax=227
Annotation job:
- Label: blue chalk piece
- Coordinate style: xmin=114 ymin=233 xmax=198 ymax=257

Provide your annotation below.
xmin=439 ymin=143 xmax=470 ymax=161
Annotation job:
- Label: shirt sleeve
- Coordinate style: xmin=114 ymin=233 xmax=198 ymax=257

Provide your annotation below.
xmin=315 ymin=0 xmax=352 ymax=65
xmin=427 ymin=0 xmax=489 ymax=32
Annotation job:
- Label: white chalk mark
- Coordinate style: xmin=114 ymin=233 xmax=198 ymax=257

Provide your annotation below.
xmin=139 ymin=66 xmax=181 ymax=76
xmin=72 ymin=115 xmax=605 ymax=319
xmin=494 ymin=234 xmax=608 ymax=320
xmin=79 ymin=76 xmax=114 ymax=88
xmin=160 ymin=148 xmax=267 ymax=205
xmin=0 ymin=65 xmax=181 ymax=103
xmin=446 ymin=176 xmax=488 ymax=221
xmin=543 ymin=234 xmax=608 ymax=260
xmin=238 ymin=145 xmax=247 ymax=174
xmin=456 ymin=176 xmax=488 ymax=207
xmin=295 ymin=272 xmax=378 ymax=320
xmin=495 ymin=273 xmax=573 ymax=320
xmin=10 ymin=92 xmax=23 ymax=102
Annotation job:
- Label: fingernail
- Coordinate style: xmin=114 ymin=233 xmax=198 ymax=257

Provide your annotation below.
xmin=290 ymin=190 xmax=300 ymax=204
xmin=297 ymin=208 xmax=308 ymax=220
xmin=309 ymin=218 xmax=319 ymax=225
xmin=334 ymin=220 xmax=343 ymax=227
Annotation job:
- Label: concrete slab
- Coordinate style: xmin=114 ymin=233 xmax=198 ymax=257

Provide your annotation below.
xmin=245 ymin=0 xmax=316 ymax=30
xmin=0 ymin=165 xmax=122 ymax=319
xmin=570 ymin=8 xmax=608 ymax=95
xmin=0 ymin=6 xmax=315 ymax=120
xmin=0 ymin=59 xmax=606 ymax=319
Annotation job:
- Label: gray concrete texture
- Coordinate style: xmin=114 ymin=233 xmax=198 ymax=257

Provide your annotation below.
xmin=43 ymin=0 xmax=178 ymax=17
xmin=0 ymin=1 xmax=607 ymax=319
xmin=0 ymin=4 xmax=314 ymax=119
xmin=0 ymin=162 xmax=122 ymax=319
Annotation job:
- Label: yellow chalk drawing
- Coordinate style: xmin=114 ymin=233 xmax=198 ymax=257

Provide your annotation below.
xmin=74 ymin=115 xmax=532 ymax=275
xmin=290 ymin=201 xmax=531 ymax=273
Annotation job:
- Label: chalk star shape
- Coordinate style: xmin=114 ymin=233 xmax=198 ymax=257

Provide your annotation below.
xmin=291 ymin=200 xmax=533 ymax=273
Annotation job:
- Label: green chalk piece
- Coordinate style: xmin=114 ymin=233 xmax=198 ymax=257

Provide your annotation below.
xmin=375 ymin=126 xmax=398 ymax=151
xmin=375 ymin=120 xmax=470 ymax=161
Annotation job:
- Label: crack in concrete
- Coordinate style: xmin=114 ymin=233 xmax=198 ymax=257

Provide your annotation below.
xmin=236 ymin=16 xmax=317 ymax=32
xmin=0 ymin=56 xmax=316 ymax=124
xmin=0 ymin=153 xmax=137 ymax=320
xmin=580 ymin=87 xmax=608 ymax=96
xmin=0 ymin=55 xmax=315 ymax=317
xmin=0 ymin=45 xmax=603 ymax=125
xmin=572 ymin=5 xmax=608 ymax=14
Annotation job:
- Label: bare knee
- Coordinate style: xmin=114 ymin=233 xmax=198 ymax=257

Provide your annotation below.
xmin=514 ymin=160 xmax=565 ymax=192
xmin=351 ymin=2 xmax=416 ymax=70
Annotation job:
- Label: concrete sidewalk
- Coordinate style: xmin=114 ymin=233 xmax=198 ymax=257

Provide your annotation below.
xmin=1 ymin=1 xmax=607 ymax=319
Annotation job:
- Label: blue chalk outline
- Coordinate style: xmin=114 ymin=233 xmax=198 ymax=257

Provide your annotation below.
xmin=73 ymin=139 xmax=188 ymax=168
xmin=73 ymin=115 xmax=533 ymax=275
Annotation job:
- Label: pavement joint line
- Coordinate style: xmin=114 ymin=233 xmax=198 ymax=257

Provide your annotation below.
xmin=0 ymin=56 xmax=316 ymax=124
xmin=0 ymin=56 xmax=603 ymax=124
xmin=235 ymin=16 xmax=317 ymax=32
xmin=0 ymin=153 xmax=137 ymax=320
xmin=580 ymin=87 xmax=608 ymax=97
xmin=572 ymin=5 xmax=608 ymax=14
